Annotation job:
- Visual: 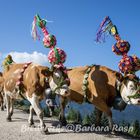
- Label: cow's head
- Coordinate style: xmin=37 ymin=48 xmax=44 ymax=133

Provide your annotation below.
xmin=49 ymin=66 xmax=70 ymax=97
xmin=118 ymin=74 xmax=140 ymax=105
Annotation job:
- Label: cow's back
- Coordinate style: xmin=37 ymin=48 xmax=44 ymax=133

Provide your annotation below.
xmin=67 ymin=65 xmax=119 ymax=106
xmin=3 ymin=63 xmax=50 ymax=99
xmin=3 ymin=64 xmax=24 ymax=92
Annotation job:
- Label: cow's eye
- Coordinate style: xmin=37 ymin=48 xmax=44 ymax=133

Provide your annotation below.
xmin=129 ymin=85 xmax=133 ymax=88
xmin=56 ymin=75 xmax=60 ymax=79
xmin=129 ymin=85 xmax=133 ymax=87
xmin=129 ymin=85 xmax=136 ymax=90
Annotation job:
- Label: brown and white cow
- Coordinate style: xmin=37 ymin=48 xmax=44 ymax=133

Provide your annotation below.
xmin=3 ymin=63 xmax=69 ymax=133
xmin=59 ymin=65 xmax=140 ymax=130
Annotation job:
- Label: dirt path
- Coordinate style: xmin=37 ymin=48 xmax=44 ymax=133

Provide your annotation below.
xmin=0 ymin=109 xmax=137 ymax=140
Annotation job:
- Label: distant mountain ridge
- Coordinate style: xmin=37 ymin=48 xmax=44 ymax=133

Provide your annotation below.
xmin=67 ymin=102 xmax=140 ymax=123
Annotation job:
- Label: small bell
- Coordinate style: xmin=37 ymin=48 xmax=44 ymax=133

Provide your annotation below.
xmin=45 ymin=88 xmax=52 ymax=98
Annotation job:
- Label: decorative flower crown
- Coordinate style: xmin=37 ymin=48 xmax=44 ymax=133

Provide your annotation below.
xmin=96 ymin=16 xmax=140 ymax=74
xmin=31 ymin=14 xmax=67 ymax=68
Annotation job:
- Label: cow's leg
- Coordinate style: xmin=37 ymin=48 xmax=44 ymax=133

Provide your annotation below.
xmin=1 ymin=100 xmax=4 ymax=111
xmin=94 ymin=107 xmax=102 ymax=126
xmin=2 ymin=93 xmax=6 ymax=109
xmin=0 ymin=100 xmax=4 ymax=111
xmin=28 ymin=94 xmax=48 ymax=133
xmin=3 ymin=95 xmax=6 ymax=109
xmin=28 ymin=105 xmax=34 ymax=127
xmin=91 ymin=100 xmax=113 ymax=131
xmin=9 ymin=98 xmax=14 ymax=117
xmin=48 ymin=106 xmax=53 ymax=117
xmin=0 ymin=93 xmax=4 ymax=111
xmin=0 ymin=102 xmax=4 ymax=111
xmin=5 ymin=94 xmax=12 ymax=121
xmin=59 ymin=96 xmax=67 ymax=126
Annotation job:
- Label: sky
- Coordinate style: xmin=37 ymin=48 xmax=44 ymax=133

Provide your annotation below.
xmin=0 ymin=0 xmax=140 ymax=74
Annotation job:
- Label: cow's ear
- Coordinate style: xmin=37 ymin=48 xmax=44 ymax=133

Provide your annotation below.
xmin=41 ymin=68 xmax=52 ymax=76
xmin=116 ymin=72 xmax=123 ymax=82
xmin=121 ymin=74 xmax=130 ymax=86
xmin=125 ymin=74 xmax=136 ymax=80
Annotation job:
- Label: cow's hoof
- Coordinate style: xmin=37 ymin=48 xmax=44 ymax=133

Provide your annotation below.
xmin=110 ymin=130 xmax=116 ymax=135
xmin=108 ymin=129 xmax=116 ymax=135
xmin=1 ymin=107 xmax=4 ymax=111
xmin=6 ymin=117 xmax=12 ymax=122
xmin=40 ymin=127 xmax=50 ymax=135
xmin=95 ymin=123 xmax=101 ymax=127
xmin=10 ymin=112 xmax=13 ymax=117
xmin=59 ymin=115 xmax=67 ymax=126
xmin=59 ymin=116 xmax=67 ymax=126
xmin=28 ymin=120 xmax=34 ymax=127
xmin=29 ymin=123 xmax=35 ymax=127
xmin=60 ymin=120 xmax=67 ymax=126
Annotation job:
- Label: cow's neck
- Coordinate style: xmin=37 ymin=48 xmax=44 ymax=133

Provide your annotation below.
xmin=15 ymin=63 xmax=32 ymax=100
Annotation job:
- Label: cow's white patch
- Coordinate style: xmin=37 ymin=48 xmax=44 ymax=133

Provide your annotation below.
xmin=27 ymin=94 xmax=38 ymax=109
xmin=60 ymin=84 xmax=70 ymax=96
xmin=121 ymin=81 xmax=140 ymax=105
xmin=49 ymin=79 xmax=57 ymax=92
xmin=49 ymin=80 xmax=69 ymax=96
xmin=26 ymin=92 xmax=44 ymax=127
